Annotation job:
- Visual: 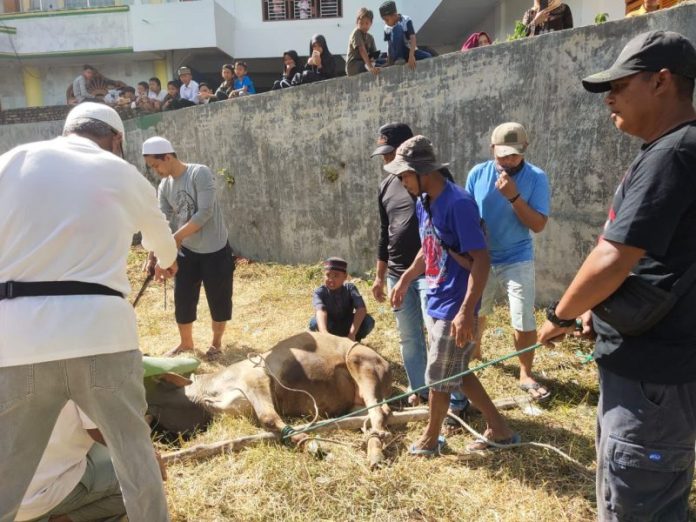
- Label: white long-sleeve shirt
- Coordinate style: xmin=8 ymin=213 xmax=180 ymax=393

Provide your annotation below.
xmin=0 ymin=135 xmax=177 ymax=367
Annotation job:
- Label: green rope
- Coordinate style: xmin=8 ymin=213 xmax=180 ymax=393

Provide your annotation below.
xmin=281 ymin=342 xmax=542 ymax=440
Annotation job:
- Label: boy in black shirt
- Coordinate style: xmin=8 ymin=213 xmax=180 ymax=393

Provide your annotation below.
xmin=309 ymin=258 xmax=375 ymax=341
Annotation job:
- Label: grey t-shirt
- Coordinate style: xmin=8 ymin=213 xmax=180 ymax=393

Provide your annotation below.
xmin=157 ymin=164 xmax=228 ymax=254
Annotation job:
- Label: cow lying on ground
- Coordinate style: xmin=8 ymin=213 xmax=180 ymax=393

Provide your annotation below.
xmin=145 ymin=332 xmax=393 ymax=466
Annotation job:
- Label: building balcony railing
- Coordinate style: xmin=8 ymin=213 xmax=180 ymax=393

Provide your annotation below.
xmin=262 ymin=0 xmax=342 ymax=21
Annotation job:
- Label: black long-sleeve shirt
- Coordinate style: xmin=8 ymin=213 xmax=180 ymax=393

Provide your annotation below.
xmin=377 ymin=175 xmax=422 ymax=278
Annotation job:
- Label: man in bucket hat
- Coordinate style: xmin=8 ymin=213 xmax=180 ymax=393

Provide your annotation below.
xmin=390 ymin=136 xmax=518 ymax=455
xmin=539 ymin=31 xmax=696 ymax=520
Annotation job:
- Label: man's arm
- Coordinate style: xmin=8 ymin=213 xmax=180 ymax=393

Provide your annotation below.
xmin=372 ymin=193 xmax=390 ymax=301
xmin=538 ymin=239 xmax=645 ymax=343
xmin=349 ymin=306 xmax=367 ymax=341
xmin=315 ymin=309 xmax=329 ymax=333
xmin=173 ymin=167 xmax=216 ymax=247
xmin=451 ymin=248 xmax=490 ymax=347
xmin=407 ymin=34 xmax=417 ymax=70
xmin=390 ymin=248 xmax=425 ymax=308
xmin=496 ymin=171 xmax=548 ymax=233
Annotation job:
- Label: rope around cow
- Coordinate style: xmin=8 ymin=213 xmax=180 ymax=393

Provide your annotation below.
xmin=249 ymin=343 xmax=592 ymax=473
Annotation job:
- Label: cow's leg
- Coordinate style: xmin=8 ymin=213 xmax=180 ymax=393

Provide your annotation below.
xmin=346 ymin=345 xmax=392 ymax=468
xmin=241 ymin=375 xmax=308 ymax=446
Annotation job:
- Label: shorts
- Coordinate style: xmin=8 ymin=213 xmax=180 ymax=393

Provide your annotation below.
xmin=174 ymin=243 xmax=235 ymax=324
xmin=424 ymin=315 xmax=475 ymax=394
xmin=480 ymin=260 xmax=536 ymax=332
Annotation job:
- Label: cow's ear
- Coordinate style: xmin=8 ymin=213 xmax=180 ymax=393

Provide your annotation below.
xmin=157 ymin=372 xmax=193 ymax=387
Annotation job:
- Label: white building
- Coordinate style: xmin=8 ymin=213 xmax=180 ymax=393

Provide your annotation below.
xmin=0 ymin=0 xmax=626 ymax=109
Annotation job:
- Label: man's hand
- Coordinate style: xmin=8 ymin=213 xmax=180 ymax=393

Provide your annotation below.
xmin=372 ymin=277 xmax=386 ymax=302
xmin=369 ymin=66 xmax=380 ymax=75
xmin=143 ymin=255 xmax=157 ymax=277
xmin=154 ymin=261 xmax=177 ymax=282
xmin=574 ymin=310 xmax=596 ymax=340
xmin=533 ymin=9 xmax=549 ymax=25
xmin=407 ymin=53 xmax=416 ymax=70
xmin=495 ymin=172 xmax=519 ymax=200
xmin=538 ymin=319 xmax=575 ymax=346
xmin=390 ymin=278 xmax=407 ymax=309
xmin=450 ymin=310 xmax=476 ymax=348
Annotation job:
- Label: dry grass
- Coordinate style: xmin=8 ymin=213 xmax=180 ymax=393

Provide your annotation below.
xmin=127 ymin=248 xmax=696 ymax=522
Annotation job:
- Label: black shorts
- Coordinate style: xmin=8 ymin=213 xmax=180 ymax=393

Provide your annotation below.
xmin=174 ymin=243 xmax=235 ymax=324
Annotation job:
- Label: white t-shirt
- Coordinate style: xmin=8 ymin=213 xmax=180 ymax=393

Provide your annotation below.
xmin=148 ymin=89 xmax=167 ymax=102
xmin=16 ymin=402 xmax=97 ymax=521
xmin=0 ymin=135 xmax=177 ymax=367
xmin=180 ymin=80 xmax=199 ymax=104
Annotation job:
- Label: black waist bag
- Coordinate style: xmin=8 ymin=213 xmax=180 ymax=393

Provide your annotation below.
xmin=592 ymin=265 xmax=696 ymax=336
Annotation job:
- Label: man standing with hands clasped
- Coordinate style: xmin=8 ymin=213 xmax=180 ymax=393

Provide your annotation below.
xmin=539 ymin=31 xmax=696 ymax=521
xmin=466 ymin=123 xmax=551 ymax=401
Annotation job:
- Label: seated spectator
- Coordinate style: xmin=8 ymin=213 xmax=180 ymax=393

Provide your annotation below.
xmin=232 ymin=61 xmax=256 ymax=96
xmin=162 ymin=80 xmax=181 ymax=111
xmin=379 ymin=1 xmax=431 ymax=70
xmin=198 ymin=82 xmax=218 ymax=104
xmin=523 ymin=0 xmax=573 ymax=36
xmin=215 ymin=64 xmax=237 ymax=100
xmin=132 ymin=81 xmax=156 ymax=111
xmin=148 ymin=77 xmax=167 ymax=110
xmin=461 ymin=31 xmax=492 ymax=51
xmin=116 ymin=86 xmax=136 ymax=107
xmin=15 ymin=401 xmax=127 ymax=522
xmin=309 ymin=257 xmax=375 ymax=341
xmin=177 ymin=66 xmax=199 ymax=105
xmin=72 ymin=65 xmax=96 ymax=104
xmin=272 ymin=50 xmax=303 ymax=90
xmin=346 ymin=8 xmax=380 ymax=77
xmin=626 ymin=0 xmax=660 ymax=17
xmin=294 ymin=34 xmax=336 ymax=84
xmin=103 ymin=88 xmax=121 ymax=106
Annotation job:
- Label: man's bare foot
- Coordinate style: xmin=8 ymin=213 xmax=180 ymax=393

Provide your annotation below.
xmin=164 ymin=345 xmax=194 ymax=357
xmin=205 ymin=345 xmax=222 ymax=359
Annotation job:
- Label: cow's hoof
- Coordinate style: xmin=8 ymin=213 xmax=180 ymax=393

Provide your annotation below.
xmin=367 ymin=436 xmax=386 ymax=470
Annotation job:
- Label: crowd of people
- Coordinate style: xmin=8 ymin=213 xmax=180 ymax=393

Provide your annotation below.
xmin=3 ymin=0 xmax=696 ymax=517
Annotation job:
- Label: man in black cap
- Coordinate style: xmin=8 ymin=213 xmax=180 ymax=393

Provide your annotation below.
xmin=371 ymin=124 xmax=469 ymax=422
xmin=539 ymin=31 xmax=696 ymax=520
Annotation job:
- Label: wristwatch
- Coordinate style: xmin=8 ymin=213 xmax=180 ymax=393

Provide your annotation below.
xmin=546 ymin=301 xmax=576 ymax=327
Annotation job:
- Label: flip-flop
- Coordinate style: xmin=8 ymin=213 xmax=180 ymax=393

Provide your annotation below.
xmin=205 ymin=346 xmax=222 ymax=359
xmin=518 ymin=382 xmax=551 ymax=402
xmin=408 ymin=435 xmax=446 ymax=457
xmin=164 ymin=346 xmax=194 ymax=357
xmin=466 ymin=432 xmax=521 ymax=453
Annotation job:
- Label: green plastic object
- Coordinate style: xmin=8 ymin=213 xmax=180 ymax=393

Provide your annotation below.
xmin=142 ymin=355 xmax=201 ymax=378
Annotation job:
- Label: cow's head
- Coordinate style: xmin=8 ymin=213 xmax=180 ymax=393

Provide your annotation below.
xmin=145 ymin=373 xmax=212 ymax=440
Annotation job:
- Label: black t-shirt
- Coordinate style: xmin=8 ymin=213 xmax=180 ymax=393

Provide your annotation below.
xmin=377 ymin=175 xmax=422 ymax=278
xmin=593 ymin=121 xmax=696 ymax=384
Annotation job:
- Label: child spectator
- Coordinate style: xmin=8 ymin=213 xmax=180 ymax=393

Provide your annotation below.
xmin=309 ymin=257 xmax=375 ymax=342
xmin=215 ymin=64 xmax=236 ymax=100
xmin=232 ymin=61 xmax=256 ymax=96
xmin=162 ymin=80 xmax=181 ymax=111
xmin=116 ymin=86 xmax=135 ymax=107
xmin=379 ymin=1 xmax=431 ymax=70
xmin=272 ymin=50 xmax=302 ymax=90
xmin=198 ymin=82 xmax=217 ymax=104
xmin=295 ymin=34 xmax=336 ymax=84
xmin=148 ymin=77 xmax=167 ymax=110
xmin=523 ymin=0 xmax=573 ymax=36
xmin=346 ymin=8 xmax=380 ymax=77
xmin=177 ymin=66 xmax=199 ymax=105
xmin=461 ymin=32 xmax=492 ymax=51
xmin=133 ymin=81 xmax=153 ymax=111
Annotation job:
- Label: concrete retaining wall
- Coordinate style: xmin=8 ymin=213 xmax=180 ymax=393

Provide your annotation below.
xmin=1 ymin=4 xmax=695 ymax=301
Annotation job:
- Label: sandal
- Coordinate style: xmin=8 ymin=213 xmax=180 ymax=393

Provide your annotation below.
xmin=466 ymin=432 xmax=521 ymax=453
xmin=409 ymin=435 xmax=446 ymax=457
xmin=518 ymin=382 xmax=551 ymax=402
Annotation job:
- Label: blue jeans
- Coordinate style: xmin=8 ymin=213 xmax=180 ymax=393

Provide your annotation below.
xmin=388 ymin=275 xmax=468 ymax=411
xmin=308 ymin=314 xmax=375 ymax=341
xmin=387 ymin=23 xmax=432 ymax=63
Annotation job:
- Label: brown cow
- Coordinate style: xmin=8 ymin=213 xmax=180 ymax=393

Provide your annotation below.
xmin=148 ymin=332 xmax=393 ymax=466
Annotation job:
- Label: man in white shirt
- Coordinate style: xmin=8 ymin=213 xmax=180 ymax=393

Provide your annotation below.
xmin=177 ymin=66 xmax=199 ymax=105
xmin=0 ymin=103 xmax=177 ymax=522
xmin=148 ymin=77 xmax=168 ymax=111
xmin=16 ymin=401 xmax=127 ymax=522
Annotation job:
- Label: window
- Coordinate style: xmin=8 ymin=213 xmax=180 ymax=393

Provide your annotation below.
xmin=262 ymin=0 xmax=342 ymax=21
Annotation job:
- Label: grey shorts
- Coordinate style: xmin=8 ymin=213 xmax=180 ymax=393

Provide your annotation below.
xmin=596 ymin=366 xmax=696 ymax=521
xmin=424 ymin=316 xmax=475 ymax=394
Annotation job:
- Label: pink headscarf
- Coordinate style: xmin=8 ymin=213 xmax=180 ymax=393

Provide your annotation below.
xmin=461 ymin=32 xmax=492 ymax=51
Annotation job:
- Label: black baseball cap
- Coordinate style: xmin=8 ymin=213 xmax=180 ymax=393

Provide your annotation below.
xmin=370 ymin=123 xmax=414 ymax=157
xmin=582 ymin=30 xmax=696 ymax=93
